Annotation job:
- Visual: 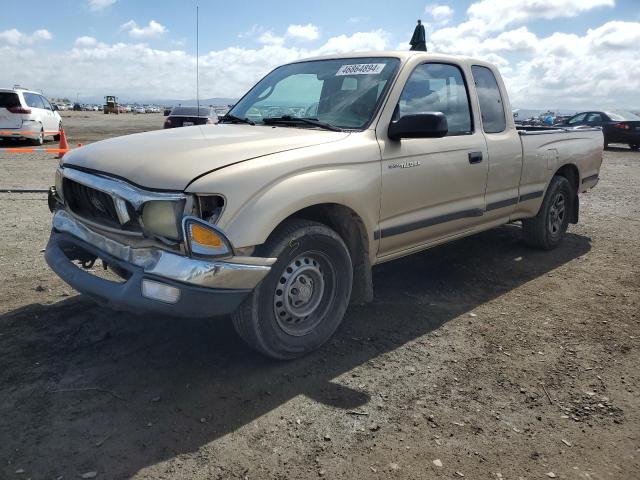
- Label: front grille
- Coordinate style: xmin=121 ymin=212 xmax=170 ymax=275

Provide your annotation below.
xmin=63 ymin=178 xmax=139 ymax=231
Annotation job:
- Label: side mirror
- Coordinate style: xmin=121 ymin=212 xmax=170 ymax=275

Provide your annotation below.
xmin=388 ymin=112 xmax=448 ymax=140
xmin=52 ymin=104 xmax=58 ymax=111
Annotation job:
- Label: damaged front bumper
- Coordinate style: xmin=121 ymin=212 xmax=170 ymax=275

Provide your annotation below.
xmin=45 ymin=210 xmax=274 ymax=317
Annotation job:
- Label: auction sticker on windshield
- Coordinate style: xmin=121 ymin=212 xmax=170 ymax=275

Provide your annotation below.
xmin=336 ymin=64 xmax=386 ymax=76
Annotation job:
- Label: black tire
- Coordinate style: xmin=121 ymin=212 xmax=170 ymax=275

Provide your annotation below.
xmin=232 ymin=219 xmax=353 ymax=359
xmin=53 ymin=122 xmax=62 ymax=141
xmin=523 ymin=176 xmax=573 ymax=250
xmin=30 ymin=125 xmax=44 ymax=146
xmin=630 ymin=144 xmax=639 ymax=151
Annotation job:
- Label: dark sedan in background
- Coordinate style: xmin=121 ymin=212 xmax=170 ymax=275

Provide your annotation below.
xmin=163 ymin=106 xmax=218 ymax=129
xmin=559 ymin=110 xmax=640 ymax=150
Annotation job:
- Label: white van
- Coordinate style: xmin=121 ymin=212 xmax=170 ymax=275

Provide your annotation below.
xmin=0 ymin=87 xmax=62 ymax=145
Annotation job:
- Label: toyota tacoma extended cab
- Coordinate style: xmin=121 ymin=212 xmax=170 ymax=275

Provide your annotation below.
xmin=46 ymin=52 xmax=603 ymax=359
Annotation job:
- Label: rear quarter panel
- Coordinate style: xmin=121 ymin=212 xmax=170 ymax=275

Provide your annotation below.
xmin=512 ymin=129 xmax=603 ymax=218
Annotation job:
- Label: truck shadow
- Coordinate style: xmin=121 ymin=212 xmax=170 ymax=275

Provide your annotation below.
xmin=0 ymin=225 xmax=591 ymax=478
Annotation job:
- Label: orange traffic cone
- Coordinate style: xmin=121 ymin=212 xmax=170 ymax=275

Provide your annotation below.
xmin=57 ymin=128 xmax=69 ymax=159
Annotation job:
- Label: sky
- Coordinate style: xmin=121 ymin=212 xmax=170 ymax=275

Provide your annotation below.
xmin=1 ymin=0 xmax=639 ymax=109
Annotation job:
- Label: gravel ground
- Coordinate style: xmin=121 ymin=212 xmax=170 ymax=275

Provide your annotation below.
xmin=0 ymin=114 xmax=638 ymax=479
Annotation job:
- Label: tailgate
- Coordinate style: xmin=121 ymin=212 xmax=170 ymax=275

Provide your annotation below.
xmin=0 ymin=107 xmax=23 ymax=129
xmin=171 ymin=116 xmax=207 ymax=127
xmin=0 ymin=92 xmax=23 ymax=129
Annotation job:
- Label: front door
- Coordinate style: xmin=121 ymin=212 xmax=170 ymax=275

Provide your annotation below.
xmin=378 ymin=62 xmax=489 ymax=257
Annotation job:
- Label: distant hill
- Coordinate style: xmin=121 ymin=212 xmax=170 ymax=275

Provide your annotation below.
xmin=148 ymin=97 xmax=238 ymax=107
xmin=65 ymin=96 xmax=237 ymax=106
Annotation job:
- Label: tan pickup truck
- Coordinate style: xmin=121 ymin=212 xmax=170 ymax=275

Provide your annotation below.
xmin=46 ymin=51 xmax=603 ymax=359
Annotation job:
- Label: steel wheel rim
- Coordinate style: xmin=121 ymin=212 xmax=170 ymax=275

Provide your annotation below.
xmin=273 ymin=252 xmax=335 ymax=336
xmin=548 ymin=192 xmax=566 ymax=236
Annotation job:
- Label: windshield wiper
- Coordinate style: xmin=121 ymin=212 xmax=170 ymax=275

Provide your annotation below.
xmin=219 ymin=113 xmax=255 ymax=125
xmin=262 ymin=115 xmax=343 ymax=132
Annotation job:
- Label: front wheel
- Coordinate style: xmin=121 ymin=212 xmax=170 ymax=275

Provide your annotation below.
xmin=522 ymin=176 xmax=573 ymax=250
xmin=232 ymin=219 xmax=353 ymax=359
xmin=630 ymin=144 xmax=639 ymax=151
xmin=53 ymin=122 xmax=62 ymax=141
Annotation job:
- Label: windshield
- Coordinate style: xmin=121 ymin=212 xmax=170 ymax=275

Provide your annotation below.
xmin=228 ymin=57 xmax=400 ymax=130
xmin=606 ymin=111 xmax=640 ymax=121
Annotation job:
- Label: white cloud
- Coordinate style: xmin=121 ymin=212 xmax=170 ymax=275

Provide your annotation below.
xmin=427 ymin=18 xmax=640 ymax=109
xmin=75 ymin=36 xmax=98 ymax=47
xmin=286 ymin=24 xmax=320 ymax=41
xmin=258 ymin=31 xmax=285 ymax=46
xmin=0 ymin=28 xmax=52 ymax=45
xmin=467 ymin=0 xmax=615 ymax=31
xmin=87 ymin=0 xmax=116 ymax=11
xmin=0 ymin=30 xmax=391 ymax=101
xmin=314 ymin=29 xmax=390 ymax=55
xmin=121 ymin=20 xmax=167 ymax=39
xmin=32 ymin=29 xmax=52 ymax=41
xmin=426 ymin=4 xmax=454 ymax=25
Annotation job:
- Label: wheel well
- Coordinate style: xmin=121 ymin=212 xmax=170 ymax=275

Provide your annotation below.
xmin=554 ymin=163 xmax=580 ymax=223
xmin=554 ymin=163 xmax=579 ymax=195
xmin=279 ymin=203 xmax=373 ymax=305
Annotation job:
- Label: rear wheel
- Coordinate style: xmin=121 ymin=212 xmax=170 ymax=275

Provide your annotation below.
xmin=523 ymin=176 xmax=573 ymax=250
xmin=30 ymin=125 xmax=44 ymax=146
xmin=232 ymin=219 xmax=353 ymax=359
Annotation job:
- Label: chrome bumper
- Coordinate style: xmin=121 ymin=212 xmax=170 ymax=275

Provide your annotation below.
xmin=52 ymin=209 xmax=274 ymax=290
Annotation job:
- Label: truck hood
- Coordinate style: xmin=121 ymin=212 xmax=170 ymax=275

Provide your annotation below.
xmin=62 ymin=124 xmax=350 ymax=190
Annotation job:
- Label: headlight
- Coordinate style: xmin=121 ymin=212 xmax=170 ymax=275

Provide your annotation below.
xmin=142 ymin=201 xmax=182 ymax=240
xmin=55 ymin=169 xmax=64 ymax=201
xmin=183 ymin=216 xmax=233 ymax=258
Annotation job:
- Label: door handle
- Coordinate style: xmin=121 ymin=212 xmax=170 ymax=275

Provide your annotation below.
xmin=468 ymin=151 xmax=483 ymax=164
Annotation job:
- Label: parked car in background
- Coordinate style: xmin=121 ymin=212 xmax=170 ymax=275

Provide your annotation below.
xmin=0 ymin=87 xmax=62 ymax=144
xmin=163 ymin=106 xmax=218 ymax=128
xmin=72 ymin=103 xmax=82 ymax=111
xmin=133 ymin=106 xmax=146 ymax=114
xmin=558 ymin=111 xmax=640 ymax=150
xmin=553 ymin=115 xmax=572 ymax=125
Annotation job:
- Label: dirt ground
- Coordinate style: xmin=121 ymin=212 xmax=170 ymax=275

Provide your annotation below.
xmin=0 ymin=113 xmax=638 ymax=480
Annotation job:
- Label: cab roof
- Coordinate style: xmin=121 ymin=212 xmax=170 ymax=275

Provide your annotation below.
xmin=287 ymin=50 xmax=495 ymax=70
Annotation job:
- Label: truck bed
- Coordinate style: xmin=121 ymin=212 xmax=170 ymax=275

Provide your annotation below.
xmin=517 ymin=126 xmax=603 ymax=206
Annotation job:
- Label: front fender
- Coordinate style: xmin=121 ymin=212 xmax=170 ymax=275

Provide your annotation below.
xmin=186 ymin=132 xmax=382 ymax=260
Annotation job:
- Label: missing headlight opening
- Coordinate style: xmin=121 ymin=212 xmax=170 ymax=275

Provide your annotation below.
xmin=197 ymin=195 xmax=225 ymax=224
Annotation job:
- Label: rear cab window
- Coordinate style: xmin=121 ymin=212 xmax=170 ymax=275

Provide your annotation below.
xmin=471 ymin=65 xmax=506 ymax=133
xmin=0 ymin=92 xmax=21 ymax=109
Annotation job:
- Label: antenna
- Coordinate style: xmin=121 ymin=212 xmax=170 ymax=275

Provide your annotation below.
xmin=196 ymin=5 xmax=200 ymax=112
